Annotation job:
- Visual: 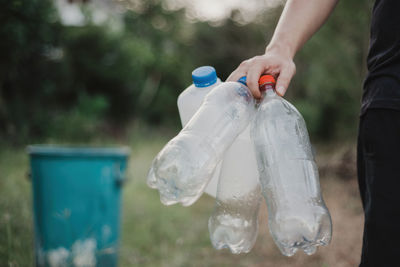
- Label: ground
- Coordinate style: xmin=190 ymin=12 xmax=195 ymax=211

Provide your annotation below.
xmin=0 ymin=136 xmax=363 ymax=267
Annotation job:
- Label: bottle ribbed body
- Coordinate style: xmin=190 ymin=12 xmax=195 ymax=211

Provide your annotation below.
xmin=251 ymin=90 xmax=332 ymax=256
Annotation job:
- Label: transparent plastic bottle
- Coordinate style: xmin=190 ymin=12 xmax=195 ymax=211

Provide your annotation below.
xmin=148 ymin=77 xmax=256 ymax=206
xmin=208 ymin=77 xmax=261 ymax=254
xmin=177 ymin=66 xmax=222 ymax=198
xmin=251 ymin=75 xmax=332 ymax=256
xmin=208 ymin=124 xmax=262 ymax=254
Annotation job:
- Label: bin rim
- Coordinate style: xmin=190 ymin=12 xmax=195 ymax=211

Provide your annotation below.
xmin=27 ymin=145 xmax=130 ymax=157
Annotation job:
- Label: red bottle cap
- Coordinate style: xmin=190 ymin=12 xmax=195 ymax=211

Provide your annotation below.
xmin=258 ymin=75 xmax=276 ymax=86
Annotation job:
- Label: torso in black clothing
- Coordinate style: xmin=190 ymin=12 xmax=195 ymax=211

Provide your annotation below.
xmin=362 ymin=0 xmax=400 ymax=114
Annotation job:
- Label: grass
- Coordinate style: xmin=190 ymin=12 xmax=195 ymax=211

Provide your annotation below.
xmin=0 ymin=133 xmax=364 ymax=267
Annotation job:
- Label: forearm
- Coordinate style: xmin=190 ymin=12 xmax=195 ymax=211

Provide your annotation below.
xmin=267 ymin=0 xmax=339 ymax=59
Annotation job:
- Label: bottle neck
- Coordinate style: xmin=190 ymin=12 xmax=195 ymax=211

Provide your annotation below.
xmin=260 ymin=83 xmax=276 ymax=97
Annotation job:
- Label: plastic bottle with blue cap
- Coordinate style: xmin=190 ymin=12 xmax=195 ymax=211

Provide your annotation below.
xmin=147 ymin=73 xmax=257 ymax=206
xmin=177 ymin=66 xmax=221 ymax=126
xmin=208 ymin=76 xmax=262 ymax=254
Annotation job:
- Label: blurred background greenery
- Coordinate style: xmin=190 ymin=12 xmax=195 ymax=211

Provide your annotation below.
xmin=0 ymin=0 xmax=371 ymax=144
xmin=0 ymin=0 xmax=372 ymax=266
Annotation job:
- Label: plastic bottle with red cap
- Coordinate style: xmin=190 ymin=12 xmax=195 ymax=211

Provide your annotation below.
xmin=208 ymin=76 xmax=261 ymax=254
xmin=147 ymin=76 xmax=257 ymax=206
xmin=251 ymin=75 xmax=332 ymax=256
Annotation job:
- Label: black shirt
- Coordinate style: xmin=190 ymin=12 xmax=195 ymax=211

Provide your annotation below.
xmin=362 ymin=0 xmax=400 ymax=114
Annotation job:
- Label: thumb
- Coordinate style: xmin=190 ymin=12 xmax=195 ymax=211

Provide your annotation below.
xmin=276 ymin=65 xmax=295 ymax=96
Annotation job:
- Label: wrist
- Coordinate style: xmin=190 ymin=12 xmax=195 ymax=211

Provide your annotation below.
xmin=265 ymin=42 xmax=295 ymax=60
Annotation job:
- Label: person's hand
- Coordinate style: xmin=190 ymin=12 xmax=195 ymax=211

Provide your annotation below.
xmin=226 ymin=47 xmax=296 ymax=98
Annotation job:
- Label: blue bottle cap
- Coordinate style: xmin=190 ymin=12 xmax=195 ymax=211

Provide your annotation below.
xmin=192 ymin=66 xmax=218 ymax=87
xmin=238 ymin=76 xmax=247 ymax=86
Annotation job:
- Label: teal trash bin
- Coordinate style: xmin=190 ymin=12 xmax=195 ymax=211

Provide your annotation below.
xmin=28 ymin=146 xmax=130 ymax=267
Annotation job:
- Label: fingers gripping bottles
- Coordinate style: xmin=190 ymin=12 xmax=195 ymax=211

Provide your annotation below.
xmin=251 ymin=75 xmax=332 ymax=256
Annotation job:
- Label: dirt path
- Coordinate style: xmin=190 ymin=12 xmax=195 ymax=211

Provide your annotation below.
xmin=245 ymin=176 xmax=364 ymax=267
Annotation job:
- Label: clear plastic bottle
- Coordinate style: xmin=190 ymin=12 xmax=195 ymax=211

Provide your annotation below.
xmin=177 ymin=66 xmax=222 ymax=198
xmin=208 ymin=125 xmax=261 ymax=254
xmin=208 ymin=76 xmax=261 ymax=254
xmin=148 ymin=77 xmax=256 ymax=206
xmin=251 ymin=75 xmax=332 ymax=256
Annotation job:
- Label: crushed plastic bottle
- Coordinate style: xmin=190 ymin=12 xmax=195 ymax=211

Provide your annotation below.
xmin=148 ymin=77 xmax=256 ymax=206
xmin=251 ymin=75 xmax=332 ymax=256
xmin=177 ymin=66 xmax=222 ymax=198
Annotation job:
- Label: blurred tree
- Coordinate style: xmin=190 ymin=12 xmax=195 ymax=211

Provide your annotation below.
xmin=0 ymin=0 xmax=63 ymax=141
xmin=122 ymin=1 xmax=194 ymax=125
xmin=0 ymin=0 xmax=371 ymax=143
xmin=191 ymin=8 xmax=280 ymax=80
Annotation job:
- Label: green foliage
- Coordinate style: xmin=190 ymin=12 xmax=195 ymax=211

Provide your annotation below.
xmin=0 ymin=147 xmax=33 ymax=265
xmin=0 ymin=0 xmax=371 ymax=142
xmin=0 ymin=0 xmax=62 ymax=141
xmin=47 ymin=92 xmax=108 ymax=140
